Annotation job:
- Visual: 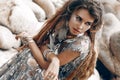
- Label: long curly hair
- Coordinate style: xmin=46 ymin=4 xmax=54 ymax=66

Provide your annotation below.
xmin=34 ymin=0 xmax=103 ymax=79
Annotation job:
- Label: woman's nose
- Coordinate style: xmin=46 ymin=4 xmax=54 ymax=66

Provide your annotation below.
xmin=78 ymin=23 xmax=84 ymax=30
xmin=80 ymin=26 xmax=83 ymax=29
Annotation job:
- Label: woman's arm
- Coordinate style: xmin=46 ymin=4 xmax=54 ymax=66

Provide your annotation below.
xmin=17 ymin=32 xmax=81 ymax=67
xmin=28 ymin=41 xmax=49 ymax=69
xmin=28 ymin=41 xmax=60 ymax=69
xmin=57 ymin=49 xmax=80 ymax=66
xmin=40 ymin=44 xmax=80 ymax=66
xmin=16 ymin=32 xmax=59 ymax=69
xmin=28 ymin=41 xmax=60 ymax=80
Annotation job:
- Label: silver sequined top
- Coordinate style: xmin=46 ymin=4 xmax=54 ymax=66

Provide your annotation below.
xmin=46 ymin=32 xmax=90 ymax=79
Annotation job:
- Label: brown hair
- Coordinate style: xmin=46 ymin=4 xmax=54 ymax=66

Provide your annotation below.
xmin=34 ymin=0 xmax=103 ymax=79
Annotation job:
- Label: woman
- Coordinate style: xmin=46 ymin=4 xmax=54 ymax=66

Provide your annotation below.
xmin=17 ymin=0 xmax=103 ymax=80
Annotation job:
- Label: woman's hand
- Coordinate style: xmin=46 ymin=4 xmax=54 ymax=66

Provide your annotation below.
xmin=43 ymin=57 xmax=60 ymax=80
xmin=16 ymin=32 xmax=32 ymax=41
xmin=16 ymin=32 xmax=34 ymax=45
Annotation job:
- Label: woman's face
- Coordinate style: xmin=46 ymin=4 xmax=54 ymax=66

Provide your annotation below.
xmin=68 ymin=8 xmax=95 ymax=36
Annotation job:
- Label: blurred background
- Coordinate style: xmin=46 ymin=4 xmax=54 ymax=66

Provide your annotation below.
xmin=0 ymin=0 xmax=120 ymax=80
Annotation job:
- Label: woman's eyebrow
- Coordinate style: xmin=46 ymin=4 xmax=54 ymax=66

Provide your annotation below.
xmin=76 ymin=14 xmax=94 ymax=23
xmin=76 ymin=14 xmax=82 ymax=20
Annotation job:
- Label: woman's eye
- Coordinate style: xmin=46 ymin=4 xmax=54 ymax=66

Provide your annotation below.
xmin=85 ymin=22 xmax=92 ymax=26
xmin=76 ymin=16 xmax=82 ymax=22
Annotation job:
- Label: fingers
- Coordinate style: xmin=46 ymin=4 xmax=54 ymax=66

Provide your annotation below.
xmin=46 ymin=72 xmax=56 ymax=80
xmin=16 ymin=32 xmax=33 ymax=41
xmin=43 ymin=71 xmax=58 ymax=80
xmin=15 ymin=35 xmax=19 ymax=40
xmin=16 ymin=34 xmax=23 ymax=40
xmin=16 ymin=32 xmax=26 ymax=40
xmin=42 ymin=50 xmax=60 ymax=80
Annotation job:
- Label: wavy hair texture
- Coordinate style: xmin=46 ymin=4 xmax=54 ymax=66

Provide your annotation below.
xmin=34 ymin=0 xmax=103 ymax=79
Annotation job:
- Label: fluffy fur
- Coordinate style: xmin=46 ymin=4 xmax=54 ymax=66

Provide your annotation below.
xmin=33 ymin=0 xmax=56 ymax=18
xmin=95 ymin=13 xmax=120 ymax=77
xmin=0 ymin=0 xmax=45 ymax=50
xmin=0 ymin=26 xmax=21 ymax=49
xmin=101 ymin=0 xmax=120 ymax=20
xmin=22 ymin=0 xmax=46 ymax=21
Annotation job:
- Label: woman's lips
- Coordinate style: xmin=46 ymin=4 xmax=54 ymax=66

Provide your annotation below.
xmin=73 ymin=28 xmax=81 ymax=33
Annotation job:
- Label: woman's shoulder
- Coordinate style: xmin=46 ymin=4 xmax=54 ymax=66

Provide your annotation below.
xmin=77 ymin=35 xmax=90 ymax=42
xmin=77 ymin=35 xmax=90 ymax=52
xmin=72 ymin=35 xmax=90 ymax=50
xmin=72 ymin=35 xmax=91 ymax=47
xmin=64 ymin=35 xmax=91 ymax=54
